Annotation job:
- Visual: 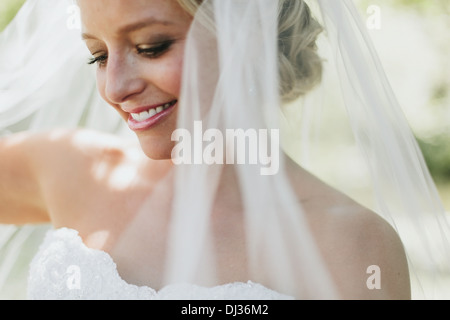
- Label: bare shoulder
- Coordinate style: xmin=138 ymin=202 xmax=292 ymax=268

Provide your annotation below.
xmin=26 ymin=128 xmax=140 ymax=220
xmin=32 ymin=128 xmax=136 ymax=157
xmin=0 ymin=128 xmax=136 ymax=225
xmin=314 ymin=200 xmax=411 ymax=300
xmin=29 ymin=127 xmax=140 ymax=179
xmin=24 ymin=128 xmax=142 ymax=171
xmin=286 ymin=160 xmax=411 ymax=299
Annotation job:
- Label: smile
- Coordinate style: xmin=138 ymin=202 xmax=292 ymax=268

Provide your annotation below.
xmin=127 ymin=100 xmax=177 ymax=131
xmin=130 ymin=100 xmax=177 ymax=122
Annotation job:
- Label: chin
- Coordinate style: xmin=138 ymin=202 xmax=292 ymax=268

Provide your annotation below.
xmin=138 ymin=138 xmax=174 ymax=161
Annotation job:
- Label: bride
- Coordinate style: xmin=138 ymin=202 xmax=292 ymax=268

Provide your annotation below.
xmin=0 ymin=0 xmax=449 ymax=300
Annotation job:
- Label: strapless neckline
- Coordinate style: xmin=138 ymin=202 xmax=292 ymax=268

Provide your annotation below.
xmin=27 ymin=227 xmax=294 ymax=300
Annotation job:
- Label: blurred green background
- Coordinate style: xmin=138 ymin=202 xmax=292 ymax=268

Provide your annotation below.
xmin=1 ymin=0 xmax=449 ymax=207
xmin=0 ymin=0 xmax=25 ymax=31
xmin=356 ymin=0 xmax=450 ymax=208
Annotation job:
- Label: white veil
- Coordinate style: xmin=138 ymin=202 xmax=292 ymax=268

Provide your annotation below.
xmin=0 ymin=0 xmax=130 ymax=299
xmin=1 ymin=0 xmax=449 ymax=300
xmin=314 ymin=0 xmax=450 ymax=298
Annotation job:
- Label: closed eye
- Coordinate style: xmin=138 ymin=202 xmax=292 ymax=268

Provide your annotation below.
xmin=88 ymin=54 xmax=108 ymax=67
xmin=87 ymin=40 xmax=174 ymax=67
xmin=136 ymin=40 xmax=174 ymax=59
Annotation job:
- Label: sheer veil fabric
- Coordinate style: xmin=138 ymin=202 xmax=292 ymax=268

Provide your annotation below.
xmin=0 ymin=0 xmax=129 ymax=299
xmin=1 ymin=0 xmax=449 ymax=299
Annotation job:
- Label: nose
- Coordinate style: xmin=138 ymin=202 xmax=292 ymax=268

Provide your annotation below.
xmin=103 ymin=51 xmax=146 ymax=104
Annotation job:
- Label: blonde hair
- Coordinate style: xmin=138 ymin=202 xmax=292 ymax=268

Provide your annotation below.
xmin=176 ymin=0 xmax=203 ymax=16
xmin=176 ymin=0 xmax=323 ymax=103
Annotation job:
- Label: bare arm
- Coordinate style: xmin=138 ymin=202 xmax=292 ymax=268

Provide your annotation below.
xmin=0 ymin=132 xmax=49 ymax=225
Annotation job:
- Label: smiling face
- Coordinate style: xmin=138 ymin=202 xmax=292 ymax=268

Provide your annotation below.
xmin=78 ymin=0 xmax=193 ymax=160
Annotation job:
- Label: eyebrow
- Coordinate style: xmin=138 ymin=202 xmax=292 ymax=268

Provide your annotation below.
xmin=81 ymin=17 xmax=174 ymax=40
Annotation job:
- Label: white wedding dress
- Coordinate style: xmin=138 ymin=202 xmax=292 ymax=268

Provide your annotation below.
xmin=27 ymin=228 xmax=294 ymax=300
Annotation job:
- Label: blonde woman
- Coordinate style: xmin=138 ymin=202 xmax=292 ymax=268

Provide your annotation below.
xmin=1 ymin=0 xmax=447 ymax=300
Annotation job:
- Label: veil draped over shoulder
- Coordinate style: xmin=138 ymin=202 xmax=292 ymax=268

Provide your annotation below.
xmin=1 ymin=0 xmax=449 ymax=299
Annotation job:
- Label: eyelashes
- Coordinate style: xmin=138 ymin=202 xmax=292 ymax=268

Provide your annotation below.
xmin=88 ymin=55 xmax=107 ymax=66
xmin=137 ymin=40 xmax=174 ymax=58
xmin=87 ymin=40 xmax=175 ymax=67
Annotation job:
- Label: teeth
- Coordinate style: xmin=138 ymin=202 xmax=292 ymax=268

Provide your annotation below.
xmin=131 ymin=101 xmax=174 ymax=122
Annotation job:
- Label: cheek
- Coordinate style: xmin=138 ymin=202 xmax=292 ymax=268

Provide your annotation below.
xmin=145 ymin=52 xmax=184 ymax=98
xmin=141 ymin=41 xmax=187 ymax=98
xmin=95 ymin=46 xmax=185 ymax=104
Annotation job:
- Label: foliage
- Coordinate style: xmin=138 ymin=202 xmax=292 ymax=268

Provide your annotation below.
xmin=417 ymin=133 xmax=450 ymax=182
xmin=0 ymin=0 xmax=26 ymax=32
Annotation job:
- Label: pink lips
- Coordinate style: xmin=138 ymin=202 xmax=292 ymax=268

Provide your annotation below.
xmin=127 ymin=100 xmax=177 ymax=131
